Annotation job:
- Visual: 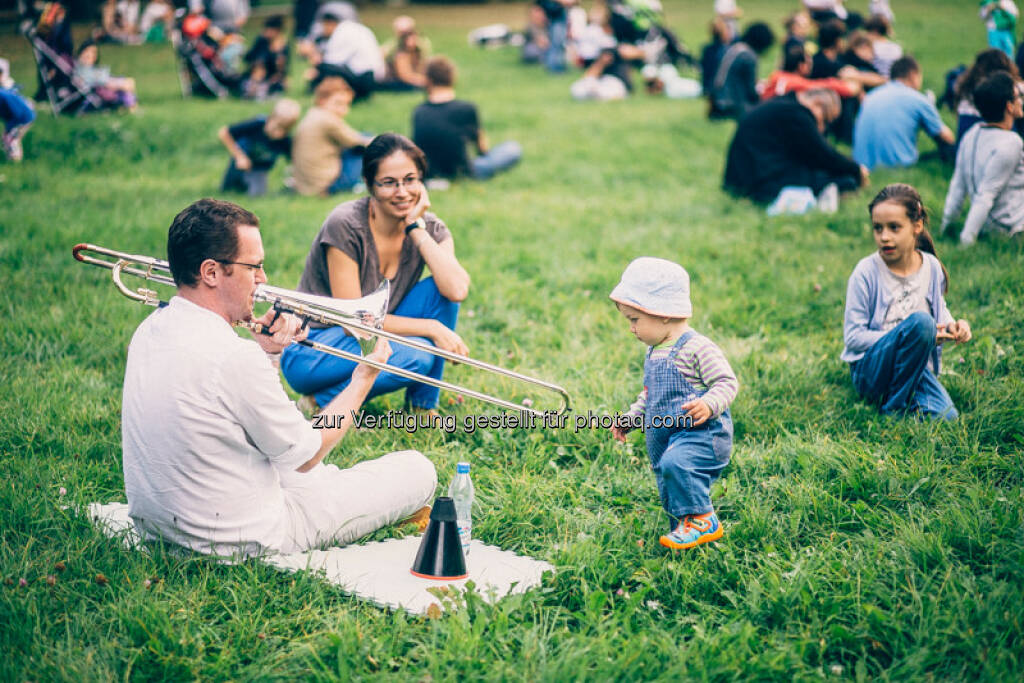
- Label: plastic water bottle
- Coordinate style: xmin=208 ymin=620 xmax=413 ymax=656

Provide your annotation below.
xmin=448 ymin=462 xmax=474 ymax=557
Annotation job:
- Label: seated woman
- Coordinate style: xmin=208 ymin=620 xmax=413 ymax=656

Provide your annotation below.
xmin=281 ymin=133 xmax=471 ymax=410
xmin=378 ymin=16 xmax=428 ymax=91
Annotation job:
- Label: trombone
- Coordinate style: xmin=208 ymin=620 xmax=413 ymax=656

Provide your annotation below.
xmin=73 ymin=243 xmax=571 ymax=416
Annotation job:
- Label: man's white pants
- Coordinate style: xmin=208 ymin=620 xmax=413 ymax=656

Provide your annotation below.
xmin=278 ymin=450 xmax=437 ymax=552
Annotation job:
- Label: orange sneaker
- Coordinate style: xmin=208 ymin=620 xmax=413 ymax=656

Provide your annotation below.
xmin=659 ymin=512 xmax=723 ymax=550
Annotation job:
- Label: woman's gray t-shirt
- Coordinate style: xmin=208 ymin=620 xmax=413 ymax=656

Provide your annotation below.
xmin=296 ymin=197 xmax=450 ymax=316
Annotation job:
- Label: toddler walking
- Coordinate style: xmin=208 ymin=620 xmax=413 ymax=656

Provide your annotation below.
xmin=610 ymin=258 xmax=738 ymax=550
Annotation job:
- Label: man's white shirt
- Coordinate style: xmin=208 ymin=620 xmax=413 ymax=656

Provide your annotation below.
xmin=122 ymin=295 xmax=320 ymax=557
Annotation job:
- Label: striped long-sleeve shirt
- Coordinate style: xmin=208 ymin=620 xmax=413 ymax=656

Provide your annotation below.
xmin=626 ymin=332 xmax=739 ymax=419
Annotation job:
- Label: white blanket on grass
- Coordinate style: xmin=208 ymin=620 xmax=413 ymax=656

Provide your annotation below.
xmin=87 ymin=502 xmax=553 ymax=615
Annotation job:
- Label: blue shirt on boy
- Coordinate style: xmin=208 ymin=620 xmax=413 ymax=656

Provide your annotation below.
xmin=853 ymin=81 xmax=945 ymax=170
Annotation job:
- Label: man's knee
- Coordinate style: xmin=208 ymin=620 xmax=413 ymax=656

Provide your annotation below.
xmin=388 ymin=449 xmax=437 ymax=489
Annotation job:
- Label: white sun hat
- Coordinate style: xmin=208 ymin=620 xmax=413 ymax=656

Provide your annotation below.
xmin=609 ymin=257 xmax=692 ymax=318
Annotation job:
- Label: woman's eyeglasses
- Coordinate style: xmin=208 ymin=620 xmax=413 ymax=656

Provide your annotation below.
xmin=374 ymin=175 xmax=422 ymax=193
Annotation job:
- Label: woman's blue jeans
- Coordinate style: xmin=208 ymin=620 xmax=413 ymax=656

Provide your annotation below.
xmin=280 ymin=277 xmax=459 ymax=409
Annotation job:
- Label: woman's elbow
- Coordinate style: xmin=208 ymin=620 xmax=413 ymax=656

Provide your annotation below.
xmin=441 ymin=275 xmax=470 ymax=303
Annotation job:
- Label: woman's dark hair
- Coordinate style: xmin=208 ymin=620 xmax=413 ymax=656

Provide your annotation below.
xmin=869 ymin=184 xmax=948 ymax=291
xmin=167 ymin=198 xmax=259 ymax=287
xmin=955 ymin=49 xmax=1019 ymax=105
xmin=742 ymin=22 xmax=775 ymax=54
xmin=361 ymin=133 xmax=428 ymax=188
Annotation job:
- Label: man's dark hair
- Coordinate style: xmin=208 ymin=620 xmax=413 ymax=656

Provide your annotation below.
xmin=167 ymin=199 xmax=259 ymax=287
xmin=890 ymin=55 xmax=920 ymax=81
xmin=264 ymin=14 xmax=285 ymax=30
xmin=974 ymin=70 xmax=1017 ymax=122
xmin=361 ymin=133 xmax=428 ymax=189
xmin=782 ymin=44 xmax=807 ymax=73
xmin=817 ymin=19 xmax=846 ymax=51
xmin=425 ymin=55 xmax=456 ymax=87
xmin=320 ymin=12 xmax=339 ymax=24
xmin=741 ymin=22 xmax=775 ymax=54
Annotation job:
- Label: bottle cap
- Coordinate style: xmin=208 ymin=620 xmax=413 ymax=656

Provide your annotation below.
xmin=456 ymin=462 xmax=470 ymax=474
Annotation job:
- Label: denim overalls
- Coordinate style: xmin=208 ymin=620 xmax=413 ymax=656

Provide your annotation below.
xmin=643 ymin=331 xmax=733 ymax=526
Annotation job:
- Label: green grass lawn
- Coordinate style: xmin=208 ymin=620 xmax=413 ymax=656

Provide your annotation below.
xmin=1 ymin=0 xmax=1022 ymax=679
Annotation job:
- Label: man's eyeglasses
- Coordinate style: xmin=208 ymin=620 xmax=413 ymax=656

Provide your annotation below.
xmin=373 ymin=175 xmax=422 ymax=193
xmin=216 ymin=259 xmax=265 ymax=273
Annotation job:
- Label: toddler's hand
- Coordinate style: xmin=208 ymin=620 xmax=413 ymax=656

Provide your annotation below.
xmin=681 ymin=399 xmax=712 ymax=427
xmin=610 ymin=425 xmax=628 ymax=443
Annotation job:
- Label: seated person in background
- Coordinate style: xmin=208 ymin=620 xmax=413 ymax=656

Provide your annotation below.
xmin=308 ymin=13 xmax=385 ymax=102
xmin=569 ymin=3 xmax=636 ymax=100
xmin=138 ymin=0 xmax=173 ymax=43
xmin=723 ymin=88 xmax=868 ymax=203
xmin=700 ymin=17 xmax=731 ymax=105
xmin=811 ymin=20 xmax=885 ymax=88
xmin=123 ymin=198 xmax=437 ymax=559
xmin=74 ymin=40 xmax=138 ymax=111
xmin=281 ymin=133 xmax=471 ymax=411
xmin=243 ymin=15 xmax=290 ymax=99
xmin=521 ymin=4 xmax=550 ymax=64
xmin=980 ymin=0 xmax=1019 ymax=58
xmin=291 ymin=77 xmax=372 ymax=196
xmin=842 ymin=33 xmax=880 ymax=74
xmin=761 ymin=44 xmax=860 ymax=101
xmin=952 ymin=48 xmax=1020 ymax=142
xmin=96 ymin=0 xmax=141 ymax=44
xmin=714 ymin=0 xmax=743 ymax=42
xmin=412 ymin=56 xmax=522 ymax=181
xmin=942 ymin=71 xmax=1024 ymax=246
xmin=219 ymin=98 xmax=300 ymax=197
xmin=868 ymin=0 xmax=894 ymax=23
xmin=803 ymin=0 xmax=862 ymax=30
xmin=208 ymin=0 xmax=250 ymax=32
xmin=1 ymin=58 xmax=35 ymax=162
xmin=378 ymin=16 xmax=428 ymax=91
xmin=810 ymin=20 xmax=885 ymax=141
xmin=863 ymin=14 xmax=902 ymax=78
xmin=708 ymin=22 xmax=775 ymax=119
xmin=781 ymin=10 xmax=813 ymax=57
xmin=853 ymin=56 xmax=954 ymax=170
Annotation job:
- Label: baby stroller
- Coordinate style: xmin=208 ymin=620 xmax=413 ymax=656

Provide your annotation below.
xmin=607 ymin=0 xmax=694 ymax=68
xmin=20 ymin=5 xmax=105 ymax=116
xmin=170 ymin=9 xmax=241 ymax=98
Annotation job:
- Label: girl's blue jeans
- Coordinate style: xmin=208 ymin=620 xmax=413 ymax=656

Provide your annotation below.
xmin=280 ymin=277 xmax=459 ymax=409
xmin=850 ymin=312 xmax=957 ymax=420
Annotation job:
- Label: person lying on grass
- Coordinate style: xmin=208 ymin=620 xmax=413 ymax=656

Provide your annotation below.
xmin=609 ymin=258 xmax=738 ymax=550
xmin=842 ymin=183 xmax=972 ymax=420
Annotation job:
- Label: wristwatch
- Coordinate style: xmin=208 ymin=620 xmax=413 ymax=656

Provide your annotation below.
xmin=404 ymin=218 xmax=426 ymax=235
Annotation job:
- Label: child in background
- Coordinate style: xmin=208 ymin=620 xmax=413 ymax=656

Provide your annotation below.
xmin=609 ymin=258 xmax=738 ymax=550
xmin=842 ymin=184 xmax=971 ymax=420
xmin=74 ymin=40 xmax=138 ymax=111
xmin=218 ymin=98 xmax=300 ymax=196
xmin=980 ymin=0 xmax=1019 ymax=58
xmin=290 ymin=77 xmax=372 ymax=196
xmin=1 ymin=58 xmax=35 ymax=162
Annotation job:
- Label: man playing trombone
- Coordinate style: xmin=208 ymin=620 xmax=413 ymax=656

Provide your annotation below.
xmin=121 ymin=198 xmax=436 ymax=559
